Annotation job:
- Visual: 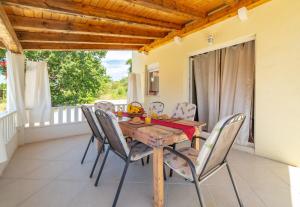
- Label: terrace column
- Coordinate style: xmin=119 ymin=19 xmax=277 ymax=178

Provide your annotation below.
xmin=127 ymin=73 xmax=142 ymax=103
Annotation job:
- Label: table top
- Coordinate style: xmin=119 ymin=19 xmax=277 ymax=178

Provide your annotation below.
xmin=119 ymin=118 xmax=206 ymax=148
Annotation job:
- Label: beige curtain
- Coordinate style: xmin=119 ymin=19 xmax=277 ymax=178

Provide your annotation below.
xmin=220 ymin=41 xmax=255 ymax=145
xmin=193 ymin=50 xmax=221 ymax=131
xmin=193 ymin=40 xmax=255 ymax=146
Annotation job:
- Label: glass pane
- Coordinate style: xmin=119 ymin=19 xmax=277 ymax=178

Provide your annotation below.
xmin=148 ymin=71 xmax=159 ymax=95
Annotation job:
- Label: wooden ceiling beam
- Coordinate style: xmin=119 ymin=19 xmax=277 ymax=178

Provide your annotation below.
xmin=3 ymin=0 xmax=181 ymax=30
xmin=141 ymin=0 xmax=270 ymax=51
xmin=8 ymin=15 xmax=166 ymax=39
xmin=224 ymin=0 xmax=239 ymax=6
xmin=16 ymin=32 xmax=153 ymax=45
xmin=121 ymin=0 xmax=205 ymax=19
xmin=21 ymin=42 xmax=141 ymax=51
xmin=0 ymin=2 xmax=22 ymax=53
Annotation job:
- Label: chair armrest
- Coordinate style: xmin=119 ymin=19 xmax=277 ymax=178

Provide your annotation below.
xmin=191 ymin=136 xmax=206 ymax=148
xmin=125 ymin=136 xmax=133 ymax=142
xmin=130 ymin=140 xmax=140 ymax=147
xmin=163 ymin=146 xmax=196 ymax=171
xmin=193 ymin=136 xmax=207 ymax=141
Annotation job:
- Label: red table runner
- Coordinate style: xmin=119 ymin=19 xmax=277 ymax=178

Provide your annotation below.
xmin=119 ymin=112 xmax=195 ymax=140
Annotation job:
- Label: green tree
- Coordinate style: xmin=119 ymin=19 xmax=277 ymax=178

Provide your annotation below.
xmin=0 ymin=49 xmax=5 ymax=59
xmin=0 ymin=49 xmax=6 ymax=76
xmin=126 ymin=58 xmax=132 ymax=73
xmin=100 ymin=77 xmax=128 ymax=100
xmin=0 ymin=49 xmax=6 ymax=112
xmin=25 ymin=51 xmax=110 ymax=106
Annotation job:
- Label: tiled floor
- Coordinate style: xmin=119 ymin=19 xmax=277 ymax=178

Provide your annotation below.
xmin=0 ymin=135 xmax=299 ymax=207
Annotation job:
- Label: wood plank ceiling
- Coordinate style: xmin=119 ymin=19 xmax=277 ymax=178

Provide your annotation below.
xmin=0 ymin=0 xmax=270 ymax=52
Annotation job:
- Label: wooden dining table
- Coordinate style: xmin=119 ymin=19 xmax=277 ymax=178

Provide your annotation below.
xmin=118 ymin=117 xmax=206 ymax=207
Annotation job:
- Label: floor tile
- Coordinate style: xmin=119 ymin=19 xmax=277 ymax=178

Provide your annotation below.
xmin=18 ymin=180 xmax=88 ymax=207
xmin=0 ymin=179 xmax=50 ymax=207
xmin=2 ymin=159 xmax=46 ymax=179
xmin=166 ymin=183 xmax=214 ymax=207
xmin=25 ymin=160 xmax=75 ymax=180
xmin=0 ymin=135 xmax=297 ymax=207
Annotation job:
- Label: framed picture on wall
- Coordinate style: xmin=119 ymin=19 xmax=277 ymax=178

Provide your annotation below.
xmin=146 ymin=63 xmax=159 ymax=96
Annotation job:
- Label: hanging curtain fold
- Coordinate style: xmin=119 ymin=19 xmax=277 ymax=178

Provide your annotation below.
xmin=193 ymin=50 xmax=221 ymax=131
xmin=127 ymin=73 xmax=142 ymax=103
xmin=25 ymin=61 xmax=52 ymax=124
xmin=1 ymin=51 xmax=26 ymax=163
xmin=6 ymin=51 xmax=26 ymax=126
xmin=193 ymin=40 xmax=255 ymax=146
xmin=219 ymin=41 xmax=255 ymax=145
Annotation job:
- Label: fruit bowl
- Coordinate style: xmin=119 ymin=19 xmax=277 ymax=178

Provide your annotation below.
xmin=127 ymin=109 xmax=144 ymax=117
xmin=127 ymin=102 xmax=144 ymax=117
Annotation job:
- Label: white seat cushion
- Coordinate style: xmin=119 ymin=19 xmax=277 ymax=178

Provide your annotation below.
xmin=164 ymin=147 xmax=200 ymax=181
xmin=129 ymin=141 xmax=153 ymax=161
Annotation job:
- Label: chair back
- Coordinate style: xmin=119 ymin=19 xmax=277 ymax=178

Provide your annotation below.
xmin=81 ymin=105 xmax=103 ymax=141
xmin=95 ymin=109 xmax=130 ymax=158
xmin=196 ymin=114 xmax=245 ymax=177
xmin=94 ymin=101 xmax=115 ymax=112
xmin=171 ymin=102 xmax=196 ymax=120
xmin=149 ymin=101 xmax=164 ymax=115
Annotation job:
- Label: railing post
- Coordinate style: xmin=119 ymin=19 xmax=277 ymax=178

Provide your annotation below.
xmin=74 ymin=106 xmax=79 ymax=122
xmin=66 ymin=106 xmax=71 ymax=123
xmin=0 ymin=111 xmax=17 ymax=144
xmin=4 ymin=115 xmax=8 ymax=143
xmin=58 ymin=107 xmax=63 ymax=124
xmin=50 ymin=108 xmax=55 ymax=125
xmin=0 ymin=119 xmax=3 ymax=144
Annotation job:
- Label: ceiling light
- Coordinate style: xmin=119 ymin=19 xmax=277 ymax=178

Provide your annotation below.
xmin=238 ymin=7 xmax=248 ymax=21
xmin=208 ymin=34 xmax=214 ymax=45
xmin=174 ymin=36 xmax=182 ymax=45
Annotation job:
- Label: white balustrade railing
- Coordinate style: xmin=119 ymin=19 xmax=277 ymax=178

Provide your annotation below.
xmin=0 ymin=111 xmax=17 ymax=144
xmin=25 ymin=103 xmax=127 ymax=128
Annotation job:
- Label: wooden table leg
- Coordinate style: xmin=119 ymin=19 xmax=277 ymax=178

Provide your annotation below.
xmin=194 ymin=128 xmax=202 ymax=151
xmin=153 ymin=147 xmax=164 ymax=207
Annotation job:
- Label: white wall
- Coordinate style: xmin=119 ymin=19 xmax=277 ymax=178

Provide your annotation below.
xmin=0 ymin=133 xmax=18 ymax=175
xmin=23 ymin=122 xmax=90 ymax=144
xmin=132 ymin=0 xmax=300 ymax=166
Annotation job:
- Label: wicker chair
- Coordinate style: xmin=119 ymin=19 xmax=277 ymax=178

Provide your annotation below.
xmin=94 ymin=109 xmax=153 ymax=207
xmin=164 ymin=114 xmax=245 ymax=207
xmin=80 ymin=105 xmax=108 ymax=178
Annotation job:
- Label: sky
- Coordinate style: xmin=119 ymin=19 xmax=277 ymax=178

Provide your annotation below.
xmin=102 ymin=51 xmax=132 ymax=81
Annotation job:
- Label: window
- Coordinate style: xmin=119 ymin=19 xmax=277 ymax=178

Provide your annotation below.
xmin=146 ymin=63 xmax=159 ymax=96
